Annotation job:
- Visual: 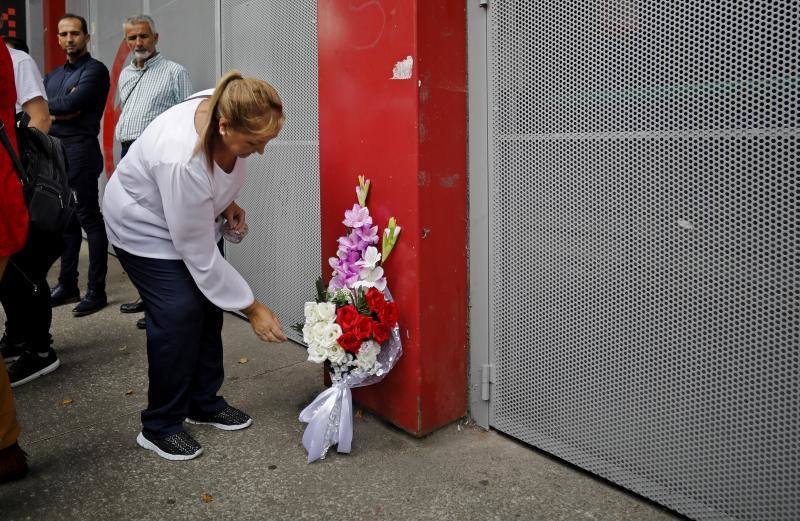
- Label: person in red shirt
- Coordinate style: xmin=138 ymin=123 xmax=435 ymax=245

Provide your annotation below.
xmin=0 ymin=42 xmax=30 ymax=483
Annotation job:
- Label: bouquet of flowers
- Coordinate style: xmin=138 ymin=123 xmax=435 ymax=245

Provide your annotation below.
xmin=294 ymin=176 xmax=402 ymax=463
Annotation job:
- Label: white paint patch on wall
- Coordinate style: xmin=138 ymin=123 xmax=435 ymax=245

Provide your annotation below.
xmin=391 ymin=55 xmax=414 ymax=80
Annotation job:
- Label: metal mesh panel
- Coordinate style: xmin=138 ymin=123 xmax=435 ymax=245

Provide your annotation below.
xmin=220 ymin=0 xmax=320 ymax=343
xmin=487 ymin=2 xmax=798 ymax=520
xmin=149 ymin=0 xmax=218 ymax=90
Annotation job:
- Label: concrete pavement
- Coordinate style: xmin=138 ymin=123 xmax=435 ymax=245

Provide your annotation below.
xmin=0 ymin=245 xmax=681 ymax=521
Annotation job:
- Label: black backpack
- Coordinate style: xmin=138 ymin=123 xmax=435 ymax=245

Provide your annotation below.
xmin=0 ymin=119 xmax=75 ymax=233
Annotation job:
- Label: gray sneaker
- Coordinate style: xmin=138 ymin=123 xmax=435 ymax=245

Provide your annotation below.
xmin=136 ymin=431 xmax=203 ymax=461
xmin=186 ymin=405 xmax=252 ymax=431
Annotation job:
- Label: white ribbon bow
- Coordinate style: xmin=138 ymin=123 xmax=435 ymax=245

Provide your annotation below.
xmin=298 ymin=382 xmax=353 ymax=463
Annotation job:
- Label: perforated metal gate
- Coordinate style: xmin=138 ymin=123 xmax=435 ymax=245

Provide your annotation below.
xmin=219 ymin=0 xmax=320 ymax=342
xmin=486 ymin=2 xmax=798 ymax=520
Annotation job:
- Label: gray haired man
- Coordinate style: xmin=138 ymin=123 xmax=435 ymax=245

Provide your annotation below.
xmin=115 ymin=14 xmax=192 ymax=325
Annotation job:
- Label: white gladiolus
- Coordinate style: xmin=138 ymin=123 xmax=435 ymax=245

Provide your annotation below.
xmin=353 ymin=266 xmax=386 ymax=291
xmin=356 ymin=246 xmax=381 ymax=269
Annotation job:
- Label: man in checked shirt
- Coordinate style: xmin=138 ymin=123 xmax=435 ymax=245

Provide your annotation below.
xmin=115 ymin=14 xmax=192 ymax=328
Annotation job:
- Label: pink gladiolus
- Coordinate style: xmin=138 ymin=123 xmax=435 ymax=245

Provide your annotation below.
xmin=355 ymin=224 xmax=379 ymax=246
xmin=343 ymin=204 xmax=373 ymax=229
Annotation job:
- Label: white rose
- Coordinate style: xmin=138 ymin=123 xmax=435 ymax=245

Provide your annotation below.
xmin=304 ymin=302 xmax=320 ymax=323
xmin=321 ymin=323 xmax=343 ymax=348
xmin=316 ymin=302 xmax=336 ymax=323
xmin=306 ymin=343 xmax=327 ymax=364
xmin=302 ymin=323 xmax=314 ymax=345
xmin=312 ymin=322 xmax=327 ymax=343
xmin=327 ymin=343 xmax=347 ymax=365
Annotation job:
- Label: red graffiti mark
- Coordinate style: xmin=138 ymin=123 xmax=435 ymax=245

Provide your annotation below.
xmin=102 ymin=39 xmax=130 ymax=177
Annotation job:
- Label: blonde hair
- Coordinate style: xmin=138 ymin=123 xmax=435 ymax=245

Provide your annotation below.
xmin=195 ymin=70 xmax=285 ymax=169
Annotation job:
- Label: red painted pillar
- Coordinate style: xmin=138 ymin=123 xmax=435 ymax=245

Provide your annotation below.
xmin=43 ymin=0 xmax=65 ymax=72
xmin=318 ymin=1 xmax=468 ymax=435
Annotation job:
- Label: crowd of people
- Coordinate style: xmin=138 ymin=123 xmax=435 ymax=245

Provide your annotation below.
xmin=1 ymin=12 xmax=288 ymax=480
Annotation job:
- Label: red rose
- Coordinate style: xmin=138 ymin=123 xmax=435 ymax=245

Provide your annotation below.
xmin=336 ymin=332 xmax=361 ymax=353
xmin=372 ymin=321 xmax=390 ymax=344
xmin=365 ymin=287 xmax=386 ymax=313
xmin=335 ymin=305 xmax=360 ymax=333
xmin=353 ymin=314 xmax=373 ymax=341
xmin=378 ymin=302 xmax=398 ymax=327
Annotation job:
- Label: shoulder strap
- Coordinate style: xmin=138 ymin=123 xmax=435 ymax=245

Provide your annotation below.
xmin=119 ymin=66 xmax=149 ymax=108
xmin=0 ymin=120 xmax=30 ymax=185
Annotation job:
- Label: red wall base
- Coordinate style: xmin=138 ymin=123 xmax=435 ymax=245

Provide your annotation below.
xmin=318 ymin=1 xmax=467 ymax=436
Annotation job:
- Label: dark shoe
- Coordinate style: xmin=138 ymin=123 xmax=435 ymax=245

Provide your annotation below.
xmin=136 ymin=431 xmax=203 ymax=461
xmin=120 ymin=298 xmax=144 ymax=314
xmin=50 ymin=284 xmax=80 ymax=307
xmin=186 ymin=405 xmax=252 ymax=431
xmin=136 ymin=317 xmax=146 ymax=330
xmin=8 ymin=348 xmax=60 ymax=388
xmin=1 ymin=334 xmax=25 ymax=364
xmin=72 ymin=290 xmax=107 ymax=317
xmin=0 ymin=442 xmax=28 ymax=484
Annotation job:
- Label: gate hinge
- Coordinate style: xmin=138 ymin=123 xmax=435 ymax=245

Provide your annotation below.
xmin=479 ymin=0 xmax=488 ymax=7
xmin=480 ymin=364 xmax=495 ymax=401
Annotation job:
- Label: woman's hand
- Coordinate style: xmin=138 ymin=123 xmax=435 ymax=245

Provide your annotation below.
xmin=241 ymin=300 xmax=287 ymax=343
xmin=223 ymin=201 xmax=246 ymax=232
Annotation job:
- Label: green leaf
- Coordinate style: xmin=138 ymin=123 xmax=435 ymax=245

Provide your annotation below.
xmin=315 ymin=277 xmax=328 ymax=303
xmin=352 ymin=287 xmax=370 ymax=315
xmin=290 ymin=323 xmax=304 ymax=335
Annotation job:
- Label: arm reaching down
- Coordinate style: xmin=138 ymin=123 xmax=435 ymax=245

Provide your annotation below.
xmin=241 ymin=300 xmax=287 ymax=343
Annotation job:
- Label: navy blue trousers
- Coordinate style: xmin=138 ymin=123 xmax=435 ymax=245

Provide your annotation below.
xmin=58 ymin=138 xmax=108 ymax=293
xmin=114 ymin=247 xmax=227 ymax=438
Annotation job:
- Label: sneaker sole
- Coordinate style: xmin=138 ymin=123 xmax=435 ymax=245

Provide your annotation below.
xmin=185 ymin=417 xmax=253 ymax=431
xmin=136 ymin=432 xmax=203 ymax=461
xmin=10 ymin=358 xmax=61 ymax=388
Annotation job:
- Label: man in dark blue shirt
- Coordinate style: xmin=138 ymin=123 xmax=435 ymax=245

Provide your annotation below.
xmin=44 ymin=14 xmax=110 ymax=317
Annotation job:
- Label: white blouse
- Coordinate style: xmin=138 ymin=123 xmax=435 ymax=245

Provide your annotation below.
xmin=103 ymin=90 xmax=255 ymax=312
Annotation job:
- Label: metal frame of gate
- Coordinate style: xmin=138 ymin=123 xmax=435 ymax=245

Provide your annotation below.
xmin=469 ymin=2 xmax=798 ymax=520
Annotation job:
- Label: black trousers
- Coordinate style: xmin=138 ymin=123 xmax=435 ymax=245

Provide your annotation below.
xmin=0 ymin=227 xmax=65 ymax=352
xmin=113 ymin=247 xmax=227 ymax=438
xmin=58 ymin=138 xmax=107 ymax=293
